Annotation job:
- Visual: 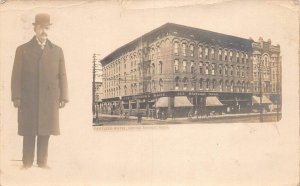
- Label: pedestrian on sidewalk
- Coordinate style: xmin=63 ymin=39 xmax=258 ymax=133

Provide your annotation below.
xmin=137 ymin=112 xmax=142 ymax=124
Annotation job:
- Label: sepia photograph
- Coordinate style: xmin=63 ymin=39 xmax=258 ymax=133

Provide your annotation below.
xmin=92 ymin=22 xmax=282 ymax=126
xmin=0 ymin=0 xmax=299 ymax=186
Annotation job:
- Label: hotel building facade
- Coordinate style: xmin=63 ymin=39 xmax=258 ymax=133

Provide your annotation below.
xmin=99 ymin=23 xmax=281 ymax=117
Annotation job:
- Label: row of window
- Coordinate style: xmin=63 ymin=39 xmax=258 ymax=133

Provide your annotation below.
xmin=174 ymin=60 xmax=249 ymax=77
xmin=104 ymin=79 xmax=164 ymax=97
xmin=174 ymin=78 xmax=250 ymax=92
xmin=173 ymin=41 xmax=249 ymax=63
xmin=253 ymin=83 xmax=279 ymax=93
xmin=104 ymin=78 xmax=253 ymax=98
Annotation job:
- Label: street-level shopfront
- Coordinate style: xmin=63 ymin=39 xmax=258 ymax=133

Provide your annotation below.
xmin=99 ymin=91 xmax=253 ymax=118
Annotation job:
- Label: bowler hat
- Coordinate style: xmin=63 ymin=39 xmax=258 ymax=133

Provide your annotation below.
xmin=32 ymin=13 xmax=52 ymax=26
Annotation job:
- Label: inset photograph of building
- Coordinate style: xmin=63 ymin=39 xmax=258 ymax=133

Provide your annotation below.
xmin=93 ymin=23 xmax=281 ymax=125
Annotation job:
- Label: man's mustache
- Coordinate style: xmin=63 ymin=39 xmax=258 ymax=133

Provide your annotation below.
xmin=41 ymin=33 xmax=47 ymax=37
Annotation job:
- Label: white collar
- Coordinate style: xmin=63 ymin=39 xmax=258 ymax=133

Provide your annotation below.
xmin=36 ymin=37 xmax=47 ymax=48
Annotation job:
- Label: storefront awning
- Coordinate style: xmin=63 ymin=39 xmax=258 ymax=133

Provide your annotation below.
xmin=154 ymin=97 xmax=169 ymax=107
xmin=174 ymin=96 xmax=193 ymax=107
xmin=206 ymin=96 xmax=223 ymax=106
xmin=252 ymin=95 xmax=272 ymax=104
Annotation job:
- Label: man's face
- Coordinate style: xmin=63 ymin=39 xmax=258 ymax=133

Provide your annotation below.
xmin=34 ymin=25 xmax=49 ymax=42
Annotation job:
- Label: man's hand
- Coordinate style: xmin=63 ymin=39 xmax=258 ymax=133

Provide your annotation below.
xmin=59 ymin=101 xmax=66 ymax=108
xmin=13 ymin=99 xmax=20 ymax=108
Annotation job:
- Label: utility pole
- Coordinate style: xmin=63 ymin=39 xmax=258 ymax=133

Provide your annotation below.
xmin=92 ymin=53 xmax=96 ymax=116
xmin=92 ymin=53 xmax=101 ymax=123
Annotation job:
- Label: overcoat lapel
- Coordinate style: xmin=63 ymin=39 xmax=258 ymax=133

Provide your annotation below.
xmin=39 ymin=41 xmax=51 ymax=63
xmin=28 ymin=37 xmax=43 ymax=64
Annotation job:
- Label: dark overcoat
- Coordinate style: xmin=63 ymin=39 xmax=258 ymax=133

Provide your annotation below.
xmin=11 ymin=37 xmax=68 ymax=136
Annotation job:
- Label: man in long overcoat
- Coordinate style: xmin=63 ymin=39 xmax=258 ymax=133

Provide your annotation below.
xmin=11 ymin=13 xmax=68 ymax=169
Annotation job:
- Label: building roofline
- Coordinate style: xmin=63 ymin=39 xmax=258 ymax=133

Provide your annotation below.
xmin=100 ymin=23 xmax=253 ymax=65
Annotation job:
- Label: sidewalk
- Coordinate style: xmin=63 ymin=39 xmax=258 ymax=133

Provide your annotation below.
xmin=96 ymin=112 xmax=280 ymax=122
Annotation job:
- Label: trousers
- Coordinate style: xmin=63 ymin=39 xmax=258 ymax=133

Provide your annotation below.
xmin=22 ymin=135 xmax=50 ymax=167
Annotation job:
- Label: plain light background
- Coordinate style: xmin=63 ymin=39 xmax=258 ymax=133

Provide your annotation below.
xmin=0 ymin=1 xmax=299 ymax=186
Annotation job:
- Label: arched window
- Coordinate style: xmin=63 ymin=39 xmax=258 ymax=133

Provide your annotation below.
xmin=159 ymin=61 xmax=163 ymax=74
xmin=174 ymin=59 xmax=179 ymax=73
xmin=219 ymin=80 xmax=223 ymax=91
xmin=230 ymin=81 xmax=234 ymax=92
xmin=152 ymin=80 xmax=156 ymax=92
xmin=212 ymin=79 xmax=216 ymax=90
xmin=199 ymin=62 xmax=203 ymax=74
xmin=237 ymin=81 xmax=241 ymax=92
xmin=152 ymin=63 xmax=155 ymax=74
xmin=157 ymin=46 xmax=161 ymax=57
xmin=230 ymin=65 xmax=234 ymax=76
xmin=219 ymin=65 xmax=223 ymax=75
xmin=236 ymin=52 xmax=240 ymax=62
xmin=175 ymin=77 xmax=180 ymax=90
xmin=246 ymin=82 xmax=250 ymax=92
xmin=224 ymin=50 xmax=228 ymax=61
xmin=241 ymin=53 xmax=245 ymax=63
xmin=205 ymin=63 xmax=209 ymax=74
xmin=225 ymin=80 xmax=229 ymax=91
xmin=183 ymin=77 xmax=188 ymax=90
xmin=236 ymin=66 xmax=240 ymax=76
xmin=211 ymin=48 xmax=215 ymax=59
xmin=205 ymin=47 xmax=209 ymax=59
xmin=174 ymin=42 xmax=179 ymax=55
xmin=159 ymin=79 xmax=163 ymax=91
xmin=199 ymin=46 xmax=203 ymax=58
xmin=211 ymin=63 xmax=215 ymax=75
xmin=241 ymin=67 xmax=245 ymax=77
xmin=190 ymin=61 xmax=194 ymax=73
xmin=190 ymin=44 xmax=194 ymax=56
xmin=242 ymin=82 xmax=245 ymax=92
xmin=182 ymin=43 xmax=187 ymax=56
xmin=229 ymin=51 xmax=233 ymax=61
xmin=151 ymin=48 xmax=155 ymax=60
xmin=224 ymin=65 xmax=228 ymax=75
xmin=206 ymin=79 xmax=210 ymax=90
xmin=199 ymin=79 xmax=203 ymax=90
xmin=183 ymin=60 xmax=187 ymax=72
xmin=218 ymin=49 xmax=222 ymax=60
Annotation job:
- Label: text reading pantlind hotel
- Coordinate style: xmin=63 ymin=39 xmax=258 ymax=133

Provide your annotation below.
xmin=94 ymin=23 xmax=281 ymax=122
xmin=94 ymin=125 xmax=169 ymax=131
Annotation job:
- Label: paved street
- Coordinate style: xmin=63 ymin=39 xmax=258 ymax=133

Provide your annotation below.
xmin=94 ymin=112 xmax=281 ymax=126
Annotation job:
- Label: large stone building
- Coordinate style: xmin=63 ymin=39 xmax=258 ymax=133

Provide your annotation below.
xmin=99 ymin=23 xmax=281 ymax=117
xmin=251 ymin=37 xmax=281 ymax=110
